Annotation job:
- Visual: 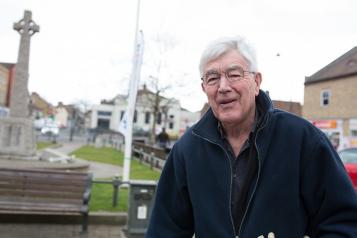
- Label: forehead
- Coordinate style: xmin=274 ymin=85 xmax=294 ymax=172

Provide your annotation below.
xmin=204 ymin=50 xmax=249 ymax=73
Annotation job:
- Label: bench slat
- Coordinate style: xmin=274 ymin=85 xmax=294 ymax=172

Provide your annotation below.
xmin=0 ymin=174 xmax=88 ymax=185
xmin=0 ymin=188 xmax=84 ymax=199
xmin=0 ymin=168 xmax=92 ymax=232
xmin=0 ymin=202 xmax=86 ymax=213
xmin=0 ymin=195 xmax=83 ymax=205
xmin=0 ymin=168 xmax=89 ymax=178
xmin=0 ymin=183 xmax=86 ymax=193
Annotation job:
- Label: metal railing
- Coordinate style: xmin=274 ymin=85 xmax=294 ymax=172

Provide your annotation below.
xmin=91 ymin=143 xmax=167 ymax=208
xmin=132 ymin=148 xmax=166 ymax=170
xmin=92 ymin=176 xmax=129 ymax=207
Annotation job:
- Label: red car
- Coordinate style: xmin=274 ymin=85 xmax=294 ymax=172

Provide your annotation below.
xmin=338 ymin=148 xmax=357 ymax=190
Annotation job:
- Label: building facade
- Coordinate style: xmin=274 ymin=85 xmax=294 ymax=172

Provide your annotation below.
xmin=54 ymin=102 xmax=69 ymax=128
xmin=303 ymin=47 xmax=357 ymax=150
xmin=272 ymin=100 xmax=302 ymax=116
xmin=29 ymin=92 xmax=54 ymax=119
xmin=0 ymin=63 xmax=15 ymax=117
xmin=90 ymin=87 xmax=200 ymax=139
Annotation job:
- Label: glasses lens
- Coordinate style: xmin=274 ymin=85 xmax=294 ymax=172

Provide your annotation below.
xmin=204 ymin=72 xmax=220 ymax=85
xmin=226 ymin=67 xmax=244 ymax=82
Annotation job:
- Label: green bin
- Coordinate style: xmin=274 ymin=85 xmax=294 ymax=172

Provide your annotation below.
xmin=127 ymin=180 xmax=157 ymax=238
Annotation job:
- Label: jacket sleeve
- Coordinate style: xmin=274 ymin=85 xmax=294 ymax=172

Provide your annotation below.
xmin=146 ymin=144 xmax=194 ymax=238
xmin=300 ymin=134 xmax=357 ymax=238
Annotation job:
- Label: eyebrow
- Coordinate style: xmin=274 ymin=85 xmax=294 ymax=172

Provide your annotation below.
xmin=226 ymin=65 xmax=244 ymax=71
xmin=205 ymin=65 xmax=244 ymax=74
xmin=204 ymin=69 xmax=220 ymax=75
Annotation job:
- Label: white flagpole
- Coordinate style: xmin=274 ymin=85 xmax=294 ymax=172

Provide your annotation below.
xmin=122 ymin=0 xmax=143 ymax=183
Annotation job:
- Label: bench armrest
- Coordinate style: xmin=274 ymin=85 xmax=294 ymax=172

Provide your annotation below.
xmin=83 ymin=190 xmax=91 ymax=205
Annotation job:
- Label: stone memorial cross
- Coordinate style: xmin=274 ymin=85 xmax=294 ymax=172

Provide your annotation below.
xmin=9 ymin=10 xmax=39 ymax=118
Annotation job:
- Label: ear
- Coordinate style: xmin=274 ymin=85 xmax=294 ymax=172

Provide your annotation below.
xmin=254 ymin=72 xmax=262 ymax=96
xmin=201 ymin=82 xmax=206 ymax=93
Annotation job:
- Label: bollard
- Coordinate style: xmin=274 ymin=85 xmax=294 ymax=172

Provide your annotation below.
xmin=112 ymin=175 xmax=121 ymax=207
xmin=150 ymin=152 xmax=154 ymax=170
xmin=155 ymin=160 xmax=159 ymax=169
xmin=139 ymin=148 xmax=144 ymax=164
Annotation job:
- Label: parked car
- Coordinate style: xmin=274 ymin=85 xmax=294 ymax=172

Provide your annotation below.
xmin=34 ymin=118 xmax=45 ymax=131
xmin=41 ymin=123 xmax=59 ymax=136
xmin=338 ymin=148 xmax=357 ymax=190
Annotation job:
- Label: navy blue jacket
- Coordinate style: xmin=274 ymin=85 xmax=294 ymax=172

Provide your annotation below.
xmin=146 ymin=90 xmax=357 ymax=238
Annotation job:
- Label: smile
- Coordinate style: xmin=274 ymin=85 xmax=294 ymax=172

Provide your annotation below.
xmin=219 ymin=99 xmax=235 ymax=104
xmin=219 ymin=99 xmax=236 ymax=106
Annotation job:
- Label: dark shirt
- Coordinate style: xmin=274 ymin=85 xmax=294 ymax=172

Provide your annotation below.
xmin=218 ymin=111 xmax=259 ymax=234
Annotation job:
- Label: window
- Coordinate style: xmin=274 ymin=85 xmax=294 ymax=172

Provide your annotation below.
xmin=351 ymin=129 xmax=357 ymax=137
xmin=145 ymin=111 xmax=150 ymax=124
xmin=157 ymin=112 xmax=162 ymax=124
xmin=169 ymin=122 xmax=174 ymax=129
xmin=97 ymin=118 xmax=110 ymax=129
xmin=120 ymin=111 xmax=125 ymax=120
xmin=98 ymin=111 xmax=112 ymax=116
xmin=321 ymin=90 xmax=331 ymax=106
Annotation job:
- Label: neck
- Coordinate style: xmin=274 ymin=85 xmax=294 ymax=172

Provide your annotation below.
xmin=222 ymin=106 xmax=256 ymax=139
xmin=222 ymin=107 xmax=256 ymax=157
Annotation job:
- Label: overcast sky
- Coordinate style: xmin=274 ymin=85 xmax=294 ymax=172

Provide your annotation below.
xmin=1 ymin=0 xmax=356 ymax=112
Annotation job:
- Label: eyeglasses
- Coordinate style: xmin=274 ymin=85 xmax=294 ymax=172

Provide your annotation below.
xmin=201 ymin=66 xmax=255 ymax=86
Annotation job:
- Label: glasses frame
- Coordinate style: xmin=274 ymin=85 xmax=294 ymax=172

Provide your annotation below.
xmin=201 ymin=66 xmax=255 ymax=86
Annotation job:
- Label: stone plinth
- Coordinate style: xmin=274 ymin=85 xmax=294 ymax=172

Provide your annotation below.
xmin=0 ymin=117 xmax=37 ymax=160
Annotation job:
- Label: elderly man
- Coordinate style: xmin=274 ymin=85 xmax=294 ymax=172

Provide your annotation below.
xmin=146 ymin=36 xmax=357 ymax=238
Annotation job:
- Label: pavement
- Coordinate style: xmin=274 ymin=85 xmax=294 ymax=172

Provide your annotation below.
xmin=54 ymin=140 xmax=123 ymax=179
xmin=0 ymin=223 xmax=126 ymax=238
xmin=0 ymin=138 xmax=130 ymax=238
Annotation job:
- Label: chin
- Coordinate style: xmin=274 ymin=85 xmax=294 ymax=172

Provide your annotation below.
xmin=216 ymin=112 xmax=241 ymax=124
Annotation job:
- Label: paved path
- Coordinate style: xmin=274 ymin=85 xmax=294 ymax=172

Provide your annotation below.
xmin=54 ymin=140 xmax=123 ymax=179
xmin=0 ymin=223 xmax=126 ymax=238
xmin=55 ymin=139 xmax=87 ymax=154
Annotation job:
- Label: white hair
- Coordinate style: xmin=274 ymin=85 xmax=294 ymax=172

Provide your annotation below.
xmin=199 ymin=36 xmax=258 ymax=76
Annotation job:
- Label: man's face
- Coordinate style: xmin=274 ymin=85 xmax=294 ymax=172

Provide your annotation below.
xmin=201 ymin=50 xmax=262 ymax=125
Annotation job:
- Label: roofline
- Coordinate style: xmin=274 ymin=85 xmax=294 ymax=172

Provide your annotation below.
xmin=306 ymin=46 xmax=357 ymax=82
xmin=0 ymin=62 xmax=16 ymax=70
xmin=304 ymin=71 xmax=357 ymax=85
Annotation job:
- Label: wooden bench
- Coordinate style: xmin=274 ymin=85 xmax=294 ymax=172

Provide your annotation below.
xmin=0 ymin=168 xmax=92 ymax=233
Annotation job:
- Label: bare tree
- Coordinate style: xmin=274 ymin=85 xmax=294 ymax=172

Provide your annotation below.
xmin=139 ymin=80 xmax=175 ymax=144
xmin=72 ymin=99 xmax=92 ymax=113
xmin=141 ymin=34 xmax=178 ymax=144
xmin=68 ymin=100 xmax=92 ymax=141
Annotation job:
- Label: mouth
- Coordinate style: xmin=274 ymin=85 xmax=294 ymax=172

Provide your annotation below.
xmin=218 ymin=99 xmax=236 ymax=106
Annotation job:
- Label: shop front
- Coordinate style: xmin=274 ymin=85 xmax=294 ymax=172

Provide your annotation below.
xmin=348 ymin=119 xmax=357 ymax=148
xmin=311 ymin=119 xmax=343 ymax=150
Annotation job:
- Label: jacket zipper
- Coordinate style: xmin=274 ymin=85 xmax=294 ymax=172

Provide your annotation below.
xmin=237 ymin=125 xmax=265 ymax=238
xmin=192 ymin=131 xmax=237 ymax=237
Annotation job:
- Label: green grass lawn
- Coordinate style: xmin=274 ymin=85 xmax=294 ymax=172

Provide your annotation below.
xmin=89 ymin=183 xmax=129 ymax=212
xmin=71 ymin=146 xmax=161 ymax=180
xmin=71 ymin=146 xmax=161 ymax=212
xmin=36 ymin=142 xmax=58 ymax=150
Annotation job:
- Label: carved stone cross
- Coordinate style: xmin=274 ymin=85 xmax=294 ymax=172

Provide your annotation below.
xmin=13 ymin=11 xmax=40 ymax=36
xmin=9 ymin=10 xmax=39 ymax=118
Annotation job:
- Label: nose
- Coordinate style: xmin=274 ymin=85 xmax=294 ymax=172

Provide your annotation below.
xmin=217 ymin=75 xmax=231 ymax=93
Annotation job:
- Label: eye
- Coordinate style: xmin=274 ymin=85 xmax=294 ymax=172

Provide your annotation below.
xmin=205 ymin=73 xmax=220 ymax=84
xmin=227 ymin=69 xmax=243 ymax=80
xmin=228 ymin=72 xmax=242 ymax=79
